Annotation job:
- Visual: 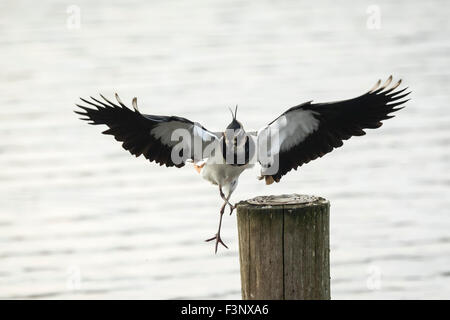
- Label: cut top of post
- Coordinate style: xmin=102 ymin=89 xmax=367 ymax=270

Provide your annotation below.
xmin=239 ymin=194 xmax=329 ymax=209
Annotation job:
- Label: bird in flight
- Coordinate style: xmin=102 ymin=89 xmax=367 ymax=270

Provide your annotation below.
xmin=75 ymin=76 xmax=409 ymax=253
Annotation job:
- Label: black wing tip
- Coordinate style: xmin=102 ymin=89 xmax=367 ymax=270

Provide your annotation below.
xmin=74 ymin=105 xmax=90 ymax=120
xmin=389 ymin=91 xmax=411 ymax=102
xmin=90 ymin=93 xmax=131 ymax=110
xmin=369 ymin=76 xmax=408 ymax=96
xmin=75 ymin=93 xmax=136 ymax=117
xmin=114 ymin=93 xmax=128 ymax=108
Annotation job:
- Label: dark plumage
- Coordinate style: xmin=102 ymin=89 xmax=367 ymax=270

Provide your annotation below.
xmin=260 ymin=76 xmax=410 ymax=183
xmin=75 ymin=94 xmax=217 ymax=167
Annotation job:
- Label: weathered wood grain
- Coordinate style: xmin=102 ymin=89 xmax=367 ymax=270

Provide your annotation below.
xmin=236 ymin=194 xmax=330 ymax=300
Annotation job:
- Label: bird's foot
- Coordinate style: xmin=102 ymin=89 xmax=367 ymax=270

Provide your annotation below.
xmin=229 ymin=203 xmax=235 ymax=215
xmin=205 ymin=233 xmax=228 ymax=253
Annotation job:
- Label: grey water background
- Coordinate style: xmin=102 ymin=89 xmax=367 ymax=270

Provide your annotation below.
xmin=0 ymin=0 xmax=449 ymax=299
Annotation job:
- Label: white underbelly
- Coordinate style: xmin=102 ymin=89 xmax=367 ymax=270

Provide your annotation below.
xmin=201 ymin=162 xmax=250 ymax=186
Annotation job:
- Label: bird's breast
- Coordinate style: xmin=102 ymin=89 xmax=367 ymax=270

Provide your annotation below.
xmin=201 ymin=162 xmax=249 ymax=186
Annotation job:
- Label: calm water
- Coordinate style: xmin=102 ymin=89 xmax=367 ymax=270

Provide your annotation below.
xmin=0 ymin=0 xmax=449 ymax=299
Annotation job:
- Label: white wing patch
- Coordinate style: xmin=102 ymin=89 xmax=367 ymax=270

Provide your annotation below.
xmin=150 ymin=121 xmax=192 ymax=146
xmin=260 ymin=109 xmax=319 ymax=154
xmin=193 ymin=123 xmax=218 ymax=143
xmin=151 ymin=121 xmax=218 ymax=147
xmin=278 ymin=109 xmax=319 ymax=152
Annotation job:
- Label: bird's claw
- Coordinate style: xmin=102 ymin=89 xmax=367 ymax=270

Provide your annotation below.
xmin=205 ymin=234 xmax=229 ymax=253
xmin=229 ymin=204 xmax=235 ymax=215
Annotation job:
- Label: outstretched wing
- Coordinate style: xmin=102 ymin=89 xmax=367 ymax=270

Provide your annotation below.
xmin=257 ymin=76 xmax=410 ymax=184
xmin=75 ymin=94 xmax=219 ymax=167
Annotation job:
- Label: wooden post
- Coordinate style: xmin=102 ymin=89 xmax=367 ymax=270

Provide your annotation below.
xmin=236 ymin=194 xmax=330 ymax=300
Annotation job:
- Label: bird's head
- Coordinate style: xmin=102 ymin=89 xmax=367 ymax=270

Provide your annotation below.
xmin=225 ymin=105 xmax=246 ymax=144
xmin=226 ymin=105 xmax=243 ymax=130
xmin=222 ymin=105 xmax=250 ymax=165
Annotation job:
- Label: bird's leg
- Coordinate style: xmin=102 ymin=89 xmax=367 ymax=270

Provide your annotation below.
xmin=219 ymin=185 xmax=235 ymax=214
xmin=205 ymin=200 xmax=228 ymax=253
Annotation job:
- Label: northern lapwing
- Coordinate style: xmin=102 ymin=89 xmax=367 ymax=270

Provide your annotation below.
xmin=75 ymin=76 xmax=410 ymax=252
